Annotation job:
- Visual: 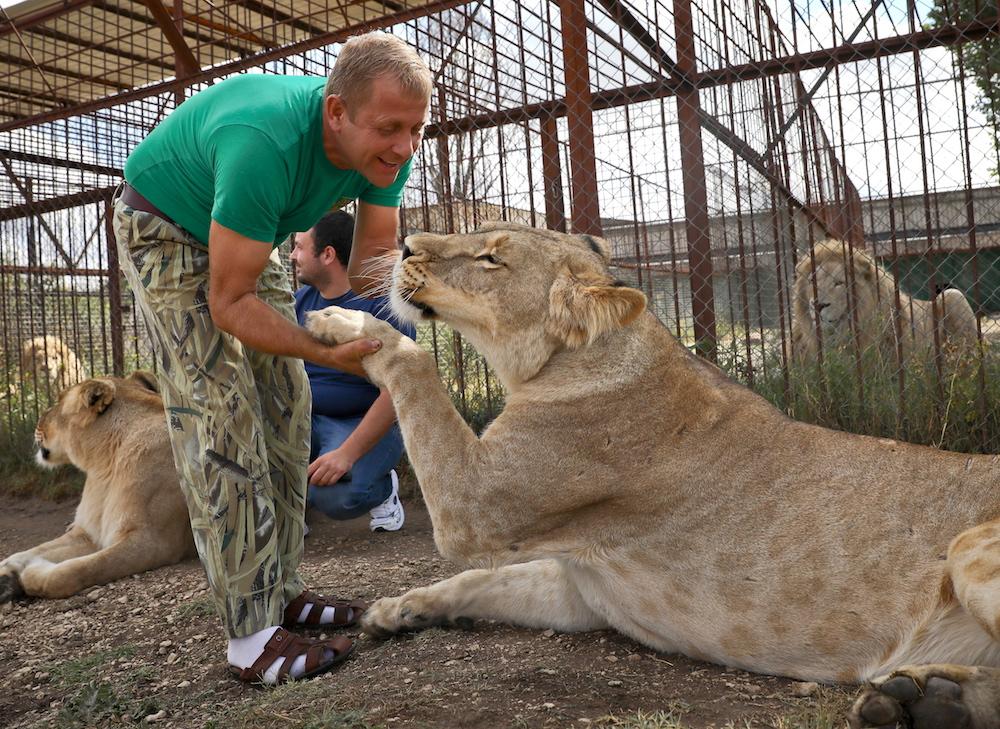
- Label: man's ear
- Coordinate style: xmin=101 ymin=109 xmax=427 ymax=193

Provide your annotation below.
xmin=547 ymin=266 xmax=647 ymax=348
xmin=325 ymin=94 xmax=346 ymax=130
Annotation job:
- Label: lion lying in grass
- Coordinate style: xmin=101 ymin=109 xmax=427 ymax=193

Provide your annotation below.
xmin=308 ymin=223 xmax=1000 ymax=729
xmin=792 ymin=239 xmax=979 ymax=365
xmin=0 ymin=372 xmax=195 ymax=603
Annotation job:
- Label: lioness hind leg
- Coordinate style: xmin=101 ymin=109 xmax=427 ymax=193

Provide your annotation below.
xmin=848 ymin=664 xmax=1000 ymax=729
xmin=949 ymin=521 xmax=1000 ymax=644
xmin=362 ymin=559 xmax=608 ymax=638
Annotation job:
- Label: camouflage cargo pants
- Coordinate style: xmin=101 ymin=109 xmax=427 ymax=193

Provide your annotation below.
xmin=112 ymin=197 xmax=310 ymax=638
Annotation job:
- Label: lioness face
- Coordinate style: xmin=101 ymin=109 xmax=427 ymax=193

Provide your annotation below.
xmin=35 ymin=379 xmax=117 ymax=468
xmin=389 ymin=224 xmax=646 ymax=358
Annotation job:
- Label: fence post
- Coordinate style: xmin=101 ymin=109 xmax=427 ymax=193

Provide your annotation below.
xmin=674 ymin=0 xmax=717 ymax=361
xmin=540 ymin=117 xmax=567 ymax=233
xmin=104 ymin=194 xmax=124 ymax=376
xmin=559 ymin=0 xmax=601 ymax=237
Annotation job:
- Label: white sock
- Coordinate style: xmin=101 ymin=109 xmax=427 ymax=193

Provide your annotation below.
xmin=227 ymin=626 xmax=313 ymax=684
xmin=296 ymin=604 xmax=338 ymax=624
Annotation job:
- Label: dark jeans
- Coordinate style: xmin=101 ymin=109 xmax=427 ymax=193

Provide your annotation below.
xmin=306 ymin=413 xmax=404 ymax=520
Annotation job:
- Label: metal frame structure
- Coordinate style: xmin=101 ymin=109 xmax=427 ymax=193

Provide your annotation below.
xmin=2 ymin=0 xmax=999 ymax=450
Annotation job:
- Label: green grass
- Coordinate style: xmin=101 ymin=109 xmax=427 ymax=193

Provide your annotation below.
xmin=735 ymin=342 xmax=1000 ymax=454
xmin=173 ymin=595 xmax=217 ymax=621
xmin=212 ymin=681 xmax=384 ymax=729
xmin=595 ymin=708 xmax=689 ymax=728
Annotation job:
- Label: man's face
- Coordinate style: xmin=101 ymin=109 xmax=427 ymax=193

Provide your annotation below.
xmin=326 ymin=75 xmax=430 ymax=188
xmin=290 ymin=228 xmax=326 ymax=288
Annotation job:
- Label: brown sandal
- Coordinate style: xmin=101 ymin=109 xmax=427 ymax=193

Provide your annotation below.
xmin=282 ymin=590 xmax=368 ymax=628
xmin=232 ymin=627 xmax=353 ymax=684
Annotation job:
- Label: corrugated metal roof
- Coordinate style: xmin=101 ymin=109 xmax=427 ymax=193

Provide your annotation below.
xmin=0 ymin=0 xmax=443 ymax=125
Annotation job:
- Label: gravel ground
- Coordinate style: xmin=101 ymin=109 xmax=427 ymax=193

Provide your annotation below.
xmin=0 ymin=488 xmax=854 ymax=729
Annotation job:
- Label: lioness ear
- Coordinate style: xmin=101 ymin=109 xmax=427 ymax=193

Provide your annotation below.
xmin=127 ymin=370 xmax=159 ymax=393
xmin=548 ymin=266 xmax=647 ymax=348
xmin=577 ymin=234 xmax=612 ymax=262
xmin=73 ymin=379 xmax=115 ymax=423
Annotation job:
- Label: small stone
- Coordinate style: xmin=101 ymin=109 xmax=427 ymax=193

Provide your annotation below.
xmin=541 ymin=629 xmax=555 ymax=638
xmin=542 ymin=703 xmax=555 ymax=709
xmin=86 ymin=588 xmax=103 ymax=600
xmin=117 ymin=596 xmax=127 ymax=604
xmin=166 ymin=652 xmax=178 ymax=665
xmin=403 ymin=678 xmax=412 ymax=684
xmin=605 ymin=655 xmax=619 ymax=663
xmin=607 ymin=680 xmax=623 ymax=687
xmin=626 ymin=653 xmax=641 ymax=661
xmin=176 ymin=681 xmax=191 ymax=689
xmin=33 ymin=672 xmax=49 ymax=681
xmin=159 ymin=640 xmax=172 ymax=648
xmin=144 ymin=709 xmax=167 ymax=723
xmin=537 ymin=668 xmax=557 ymax=675
xmin=791 ymin=681 xmax=819 ymax=697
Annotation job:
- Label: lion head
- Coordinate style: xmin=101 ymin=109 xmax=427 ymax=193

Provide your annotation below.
xmin=791 ymin=240 xmax=889 ymax=357
xmin=389 ymin=223 xmax=648 ymax=385
xmin=791 ymin=239 xmax=978 ymax=363
xmin=35 ymin=371 xmax=161 ymax=471
xmin=20 ymin=335 xmax=88 ymax=391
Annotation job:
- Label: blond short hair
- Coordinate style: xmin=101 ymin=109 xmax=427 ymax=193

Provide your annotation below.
xmin=325 ymin=32 xmax=433 ymax=111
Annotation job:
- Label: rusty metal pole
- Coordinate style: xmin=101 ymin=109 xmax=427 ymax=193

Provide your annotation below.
xmin=173 ymin=0 xmax=187 ymax=106
xmin=559 ymin=0 xmax=601 ymax=236
xmin=673 ymin=0 xmax=716 ymax=361
xmin=539 ymin=117 xmax=567 ymax=233
xmin=104 ymin=194 xmax=124 ymax=376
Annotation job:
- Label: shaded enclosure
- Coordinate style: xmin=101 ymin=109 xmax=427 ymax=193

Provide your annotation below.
xmin=1 ymin=0 xmax=999 ymax=450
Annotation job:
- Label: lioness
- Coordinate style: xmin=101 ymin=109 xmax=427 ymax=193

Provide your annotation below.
xmin=307 ymin=223 xmax=1000 ymax=729
xmin=0 ymin=372 xmax=195 ymax=603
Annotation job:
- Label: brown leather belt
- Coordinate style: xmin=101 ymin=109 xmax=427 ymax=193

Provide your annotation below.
xmin=120 ymin=183 xmax=177 ymax=227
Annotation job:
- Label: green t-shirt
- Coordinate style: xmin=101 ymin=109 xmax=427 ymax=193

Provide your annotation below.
xmin=123 ymin=74 xmax=412 ymax=246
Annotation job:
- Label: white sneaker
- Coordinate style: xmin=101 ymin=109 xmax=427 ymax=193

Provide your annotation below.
xmin=369 ymin=470 xmax=404 ymax=532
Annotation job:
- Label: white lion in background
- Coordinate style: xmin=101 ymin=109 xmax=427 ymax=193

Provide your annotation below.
xmin=19 ymin=335 xmax=88 ymax=391
xmin=791 ymin=239 xmax=979 ymax=365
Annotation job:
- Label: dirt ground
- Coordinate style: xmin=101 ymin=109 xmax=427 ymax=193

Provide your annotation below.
xmin=0 ymin=488 xmax=856 ymax=729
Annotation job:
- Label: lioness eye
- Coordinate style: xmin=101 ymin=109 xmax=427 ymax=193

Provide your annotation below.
xmin=476 ymin=253 xmax=502 ymax=266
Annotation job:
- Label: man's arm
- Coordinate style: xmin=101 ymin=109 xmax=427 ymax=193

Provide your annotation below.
xmin=308 ymin=389 xmax=397 ymax=486
xmin=348 ymin=201 xmax=401 ymax=295
xmin=207 ymin=220 xmax=380 ymax=376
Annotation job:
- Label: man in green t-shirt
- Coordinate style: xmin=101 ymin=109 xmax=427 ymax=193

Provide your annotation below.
xmin=111 ymin=32 xmax=431 ymax=685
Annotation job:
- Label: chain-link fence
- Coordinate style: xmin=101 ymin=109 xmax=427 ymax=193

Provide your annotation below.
xmin=1 ymin=0 xmax=999 ymax=451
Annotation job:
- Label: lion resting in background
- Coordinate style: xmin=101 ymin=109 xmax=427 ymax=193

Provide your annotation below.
xmin=791 ymin=239 xmax=978 ymax=364
xmin=0 ymin=372 xmax=195 ymax=603
xmin=20 ymin=335 xmax=88 ymax=391
xmin=308 ymin=224 xmax=1000 ymax=729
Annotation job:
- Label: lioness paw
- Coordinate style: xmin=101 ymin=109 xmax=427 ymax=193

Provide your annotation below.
xmin=361 ymin=593 xmax=456 ymax=638
xmin=306 ymin=306 xmax=399 ymax=345
xmin=0 ymin=570 xmax=24 ymax=604
xmin=847 ymin=665 xmax=992 ymax=729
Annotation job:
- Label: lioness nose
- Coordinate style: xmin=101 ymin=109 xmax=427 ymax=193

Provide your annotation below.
xmin=401 ymin=244 xmax=414 ymax=261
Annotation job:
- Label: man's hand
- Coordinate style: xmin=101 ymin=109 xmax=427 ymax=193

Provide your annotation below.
xmin=308 ymin=447 xmax=355 ymax=487
xmin=312 ymin=338 xmax=382 ymax=378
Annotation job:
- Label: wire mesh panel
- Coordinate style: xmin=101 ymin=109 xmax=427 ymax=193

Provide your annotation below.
xmin=0 ymin=0 xmax=998 ymax=452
